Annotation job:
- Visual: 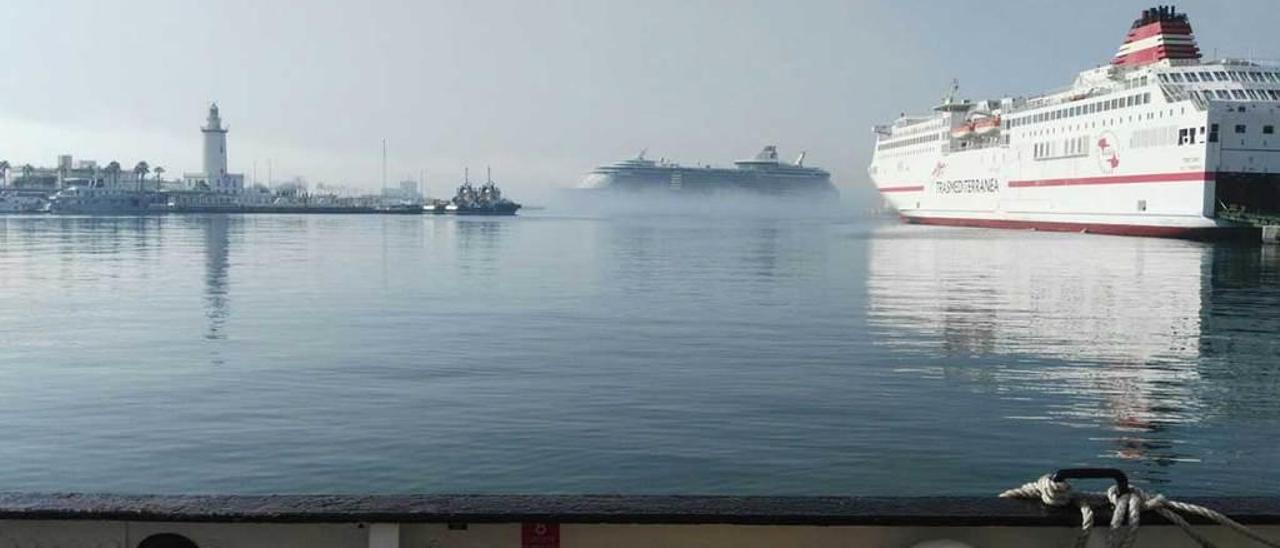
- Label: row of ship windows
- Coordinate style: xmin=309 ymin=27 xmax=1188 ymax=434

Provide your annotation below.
xmin=889 ymin=120 xmax=944 ymax=139
xmin=876 ymin=132 xmax=942 ymax=151
xmin=1229 ymin=124 xmax=1276 ymax=134
xmin=1029 ymin=124 xmax=1276 ymax=160
xmin=1007 ymin=93 xmax=1152 ymax=129
xmin=1031 ymin=136 xmax=1091 ymax=160
xmin=1192 ymin=88 xmax=1280 ymax=102
xmin=1160 ymin=70 xmax=1280 ymax=84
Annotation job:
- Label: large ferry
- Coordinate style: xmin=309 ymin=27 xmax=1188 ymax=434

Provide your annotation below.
xmin=870 ymin=6 xmax=1280 ymax=238
xmin=581 ymin=146 xmax=838 ymax=197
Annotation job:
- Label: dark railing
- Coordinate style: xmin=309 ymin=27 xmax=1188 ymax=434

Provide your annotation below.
xmin=0 ymin=493 xmax=1277 ymax=527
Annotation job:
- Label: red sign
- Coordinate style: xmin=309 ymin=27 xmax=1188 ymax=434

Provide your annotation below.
xmin=522 ymin=522 xmax=559 ymax=548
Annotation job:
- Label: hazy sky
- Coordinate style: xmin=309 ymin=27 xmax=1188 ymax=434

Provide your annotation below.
xmin=1 ymin=0 xmax=1276 ymax=201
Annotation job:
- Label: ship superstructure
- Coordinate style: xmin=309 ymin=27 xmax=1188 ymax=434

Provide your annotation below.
xmin=582 ymin=146 xmax=838 ymax=197
xmin=869 ymin=6 xmax=1280 ymax=237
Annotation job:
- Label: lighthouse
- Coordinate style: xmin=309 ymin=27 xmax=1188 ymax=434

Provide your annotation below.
xmin=202 ymin=103 xmax=229 ymax=191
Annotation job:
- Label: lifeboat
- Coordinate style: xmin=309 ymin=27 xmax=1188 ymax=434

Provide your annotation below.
xmin=973 ymin=115 xmax=1002 ymax=136
xmin=950 ymin=123 xmax=975 ymax=139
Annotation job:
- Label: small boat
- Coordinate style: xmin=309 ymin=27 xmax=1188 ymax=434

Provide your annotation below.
xmin=950 ymin=123 xmax=975 ymax=139
xmin=0 ymin=191 xmax=46 ymax=213
xmin=972 ymin=115 xmax=1002 ymax=135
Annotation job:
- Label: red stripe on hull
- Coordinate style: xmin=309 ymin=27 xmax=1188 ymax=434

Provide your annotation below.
xmin=1008 ymin=171 xmax=1212 ymax=188
xmin=901 ymin=215 xmax=1253 ymax=240
xmin=878 ymin=185 xmax=925 ymax=193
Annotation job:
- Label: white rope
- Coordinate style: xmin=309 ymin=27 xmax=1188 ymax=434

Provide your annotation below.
xmin=1000 ymin=473 xmax=1280 ymax=548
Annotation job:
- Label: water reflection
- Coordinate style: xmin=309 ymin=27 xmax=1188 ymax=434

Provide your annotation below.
xmin=863 ymin=225 xmax=1268 ymax=483
xmin=451 ymin=218 xmax=508 ymax=277
xmin=198 ymin=216 xmax=232 ymax=342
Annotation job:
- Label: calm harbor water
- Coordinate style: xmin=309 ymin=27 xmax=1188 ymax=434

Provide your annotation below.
xmin=1 ymin=212 xmax=1278 ymax=496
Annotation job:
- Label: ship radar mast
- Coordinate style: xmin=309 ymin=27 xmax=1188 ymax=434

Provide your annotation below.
xmin=934 ymin=79 xmax=972 ymax=112
xmin=794 ymin=152 xmax=807 ymax=167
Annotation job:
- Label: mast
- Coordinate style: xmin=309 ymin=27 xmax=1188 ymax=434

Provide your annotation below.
xmin=381 ymin=139 xmax=387 ymax=195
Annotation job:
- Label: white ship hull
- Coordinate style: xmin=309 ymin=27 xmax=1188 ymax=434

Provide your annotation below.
xmin=869 ymin=7 xmax=1280 ymax=238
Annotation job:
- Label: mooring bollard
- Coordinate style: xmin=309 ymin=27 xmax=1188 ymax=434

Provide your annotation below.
xmin=1263 ymin=226 xmax=1280 ymax=244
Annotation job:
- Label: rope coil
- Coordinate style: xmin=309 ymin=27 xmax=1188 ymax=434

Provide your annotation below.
xmin=1000 ymin=473 xmax=1280 ymax=548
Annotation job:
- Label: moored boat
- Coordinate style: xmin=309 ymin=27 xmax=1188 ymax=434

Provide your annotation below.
xmin=427 ymin=168 xmax=521 ymax=215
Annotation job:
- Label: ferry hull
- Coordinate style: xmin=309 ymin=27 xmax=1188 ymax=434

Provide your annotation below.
xmin=901 ymin=214 xmax=1255 ymax=239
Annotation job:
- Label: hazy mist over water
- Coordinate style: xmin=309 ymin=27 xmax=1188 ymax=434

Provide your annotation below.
xmin=1 ymin=214 xmax=1278 ymax=496
xmin=2 ymin=0 xmax=1278 ymax=205
xmin=3 ymin=0 xmax=1280 ymax=500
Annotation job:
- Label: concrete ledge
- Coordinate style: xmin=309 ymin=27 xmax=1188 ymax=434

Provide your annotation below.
xmin=0 ymin=494 xmax=1277 ymax=527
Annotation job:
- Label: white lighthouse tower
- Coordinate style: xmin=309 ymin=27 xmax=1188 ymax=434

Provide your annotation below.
xmin=202 ymin=103 xmax=230 ymax=192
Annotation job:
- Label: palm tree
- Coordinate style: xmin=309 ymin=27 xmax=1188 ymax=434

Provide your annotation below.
xmin=0 ymin=161 xmax=9 ymax=188
xmin=105 ymin=161 xmax=121 ymax=189
xmin=133 ymin=161 xmax=150 ymax=192
xmin=20 ymin=164 xmax=34 ymax=188
xmin=153 ymin=166 xmax=165 ymax=186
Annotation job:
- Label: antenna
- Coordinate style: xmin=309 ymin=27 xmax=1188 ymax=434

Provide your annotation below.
xmin=381 ymin=139 xmax=387 ymax=194
xmin=465 ymin=167 xmax=470 ymax=184
xmin=794 ymin=151 xmax=806 ymax=167
xmin=487 ymin=165 xmax=492 ymax=183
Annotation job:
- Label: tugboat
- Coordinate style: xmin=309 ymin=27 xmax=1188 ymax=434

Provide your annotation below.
xmin=427 ymin=167 xmax=521 ymax=215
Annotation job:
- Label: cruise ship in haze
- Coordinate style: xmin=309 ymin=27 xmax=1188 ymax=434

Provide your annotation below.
xmin=870 ymin=6 xmax=1280 ymax=238
xmin=581 ymin=146 xmax=838 ymax=197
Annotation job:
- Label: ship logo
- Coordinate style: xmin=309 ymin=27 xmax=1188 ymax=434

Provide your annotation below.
xmin=1097 ymin=132 xmax=1120 ymax=173
xmin=931 ymin=161 xmax=947 ymax=177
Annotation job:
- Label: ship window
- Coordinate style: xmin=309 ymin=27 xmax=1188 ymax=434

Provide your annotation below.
xmin=1170 ymin=73 xmax=1186 ymax=83
xmin=1232 ymin=90 xmax=1248 ymax=99
xmin=1214 ymin=72 xmax=1228 ymax=81
xmin=1215 ymin=90 xmax=1230 ymax=99
xmin=1249 ymin=72 xmax=1264 ymax=82
xmin=1201 ymin=72 xmax=1214 ymax=81
xmin=1158 ymin=74 xmax=1170 ymax=83
xmin=1185 ymin=72 xmax=1200 ymax=83
xmin=1236 ymin=125 xmax=1247 ymax=134
xmin=1266 ymin=126 xmax=1275 ymax=135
